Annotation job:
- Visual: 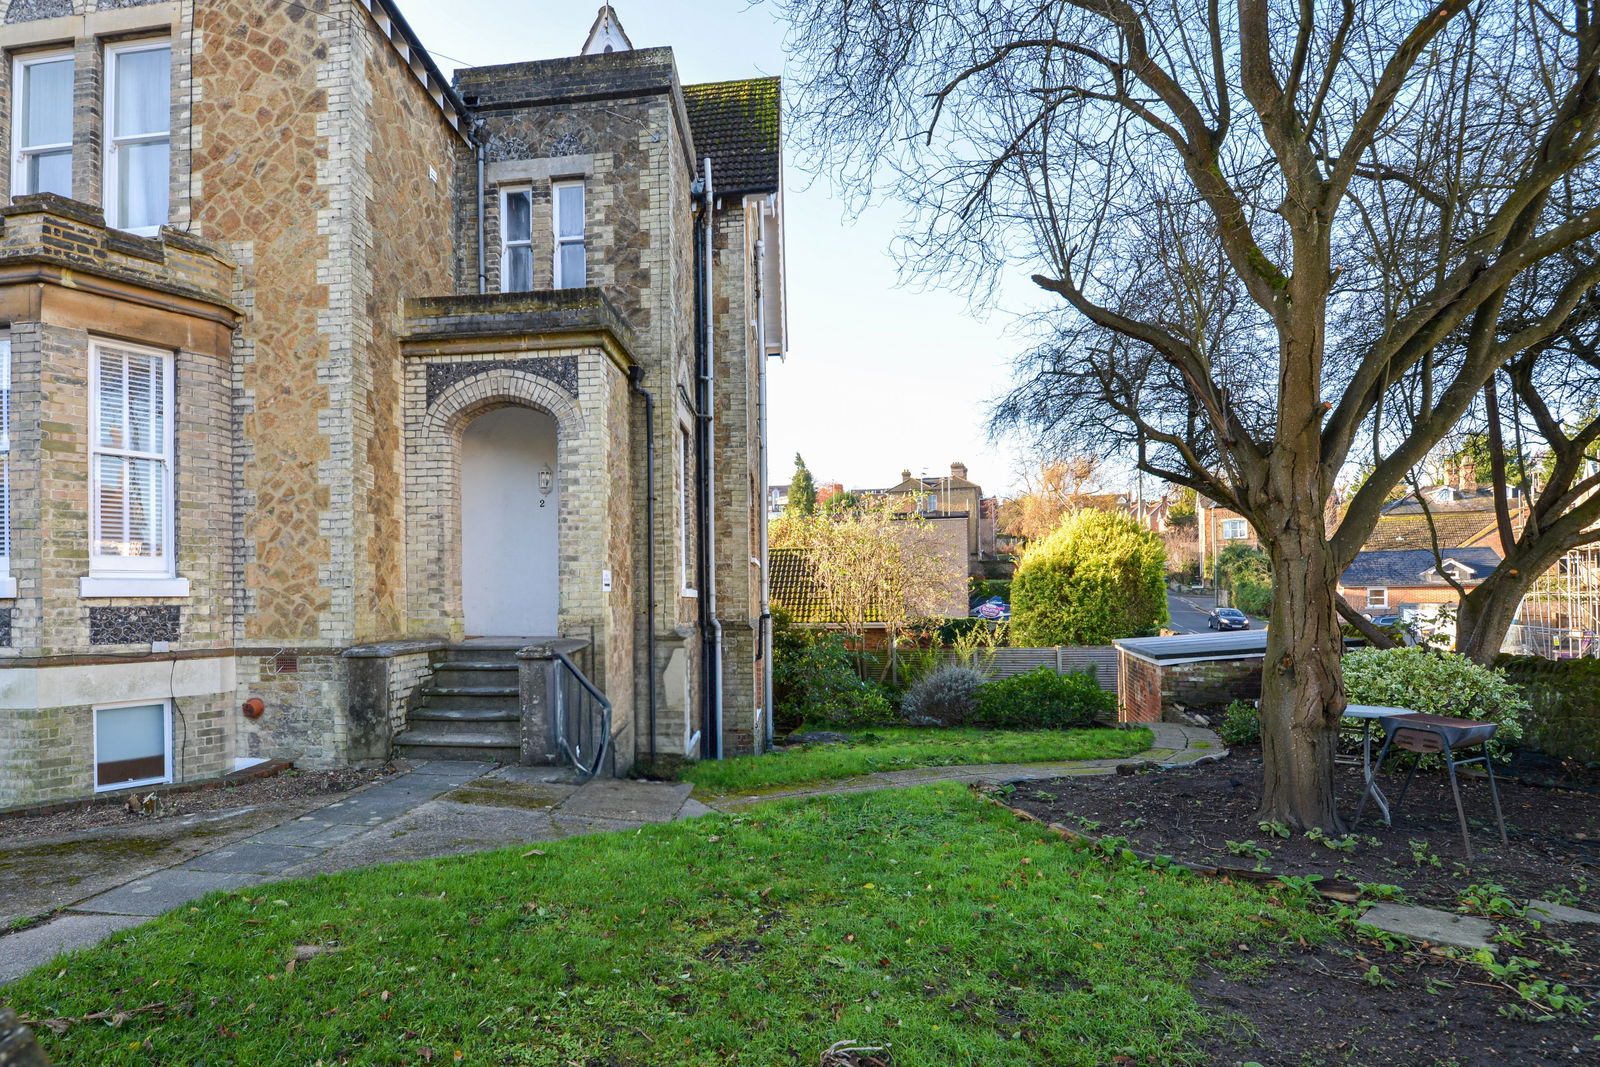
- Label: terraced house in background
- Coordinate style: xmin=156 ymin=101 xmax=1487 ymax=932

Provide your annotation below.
xmin=0 ymin=1 xmax=785 ymax=807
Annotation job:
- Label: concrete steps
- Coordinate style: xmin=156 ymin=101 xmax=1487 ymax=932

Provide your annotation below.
xmin=393 ymin=641 xmax=538 ymax=764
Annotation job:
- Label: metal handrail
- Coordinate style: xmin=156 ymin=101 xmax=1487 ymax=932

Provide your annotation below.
xmin=552 ymin=650 xmax=611 ymax=781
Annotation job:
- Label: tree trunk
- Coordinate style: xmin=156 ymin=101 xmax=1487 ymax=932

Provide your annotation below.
xmin=1454 ymin=567 xmax=1532 ymax=666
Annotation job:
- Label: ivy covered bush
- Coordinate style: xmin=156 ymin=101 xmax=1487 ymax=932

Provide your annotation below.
xmin=1009 ymin=510 xmax=1168 ymax=645
xmin=901 ymin=666 xmax=985 ymax=726
xmin=1216 ymin=699 xmax=1262 ymax=746
xmin=772 ymin=624 xmax=897 ymax=731
xmin=1342 ymin=646 xmax=1528 ymax=759
xmin=972 ymin=666 xmax=1114 ymax=729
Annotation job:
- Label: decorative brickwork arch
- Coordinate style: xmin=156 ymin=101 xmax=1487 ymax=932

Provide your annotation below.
xmin=406 ymin=362 xmax=586 ymax=637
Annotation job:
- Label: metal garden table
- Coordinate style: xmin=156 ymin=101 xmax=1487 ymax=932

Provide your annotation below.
xmin=1341 ymin=704 xmax=1418 ymax=826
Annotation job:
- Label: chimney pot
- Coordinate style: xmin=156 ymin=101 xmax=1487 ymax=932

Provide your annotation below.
xmin=901 ymin=469 xmax=912 ymax=482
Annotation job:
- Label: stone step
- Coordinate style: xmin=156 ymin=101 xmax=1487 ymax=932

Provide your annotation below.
xmin=409 ymin=706 xmax=519 ymax=723
xmin=434 ymin=660 xmax=520 ymax=673
xmin=424 ymin=685 xmax=519 ymax=698
xmin=392 ymin=739 xmax=519 ymax=763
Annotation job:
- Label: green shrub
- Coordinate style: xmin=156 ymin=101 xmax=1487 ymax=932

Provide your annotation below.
xmin=772 ymin=625 xmax=898 ymax=731
xmin=1493 ymin=655 xmax=1600 ymax=763
xmin=973 ymin=666 xmax=1114 ymax=728
xmin=1343 ymin=646 xmax=1528 ymax=761
xmin=1217 ymin=544 xmax=1273 ymax=617
xmin=1217 ymin=699 xmax=1262 ymax=746
xmin=1010 ymin=511 xmax=1168 ymax=645
xmin=1233 ymin=580 xmax=1273 ymax=617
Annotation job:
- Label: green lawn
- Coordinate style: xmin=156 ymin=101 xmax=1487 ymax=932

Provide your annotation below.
xmin=6 ymin=784 xmax=1329 ymax=1066
xmin=674 ymin=726 xmax=1154 ymax=794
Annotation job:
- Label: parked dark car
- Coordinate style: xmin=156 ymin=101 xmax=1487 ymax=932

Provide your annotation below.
xmin=1208 ymin=607 xmax=1251 ymax=631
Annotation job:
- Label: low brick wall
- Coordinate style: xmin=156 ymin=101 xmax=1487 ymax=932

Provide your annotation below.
xmin=1496 ymin=655 xmax=1600 ymax=762
xmin=1117 ymin=651 xmax=1263 ymax=724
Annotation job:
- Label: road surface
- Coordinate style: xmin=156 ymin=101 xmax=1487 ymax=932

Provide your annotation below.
xmin=1166 ymin=589 xmax=1268 ymax=634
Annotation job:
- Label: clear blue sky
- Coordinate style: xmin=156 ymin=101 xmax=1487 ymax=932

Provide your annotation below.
xmin=401 ymin=0 xmax=1040 ymax=495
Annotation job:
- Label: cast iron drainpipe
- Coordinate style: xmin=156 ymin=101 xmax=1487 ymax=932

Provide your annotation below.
xmin=629 ymin=364 xmax=658 ymax=763
xmin=691 ymin=160 xmax=723 ymax=760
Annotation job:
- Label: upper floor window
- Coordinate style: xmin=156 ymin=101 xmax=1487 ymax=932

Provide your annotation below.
xmin=12 ymin=51 xmax=74 ymax=198
xmin=553 ymin=181 xmax=585 ymax=288
xmin=1366 ymin=587 xmax=1388 ymax=609
xmin=105 ymin=40 xmax=171 ymax=234
xmin=500 ymin=188 xmax=533 ymax=292
xmin=1221 ymin=518 xmax=1249 ymax=539
xmin=90 ymin=340 xmax=172 ymax=576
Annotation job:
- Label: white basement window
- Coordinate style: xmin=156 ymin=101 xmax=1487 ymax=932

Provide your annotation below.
xmin=105 ymin=40 xmax=171 ymax=234
xmin=553 ymin=181 xmax=586 ymax=288
xmin=95 ymin=699 xmax=171 ymax=791
xmin=500 ymin=187 xmax=533 ymax=292
xmin=11 ymin=51 xmax=74 ymax=197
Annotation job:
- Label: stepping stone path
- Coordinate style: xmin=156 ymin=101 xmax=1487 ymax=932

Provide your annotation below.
xmin=1358 ymin=902 xmax=1498 ymax=952
xmin=1525 ymin=899 xmax=1600 ymax=925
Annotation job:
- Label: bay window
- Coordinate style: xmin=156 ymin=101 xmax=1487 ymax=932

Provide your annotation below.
xmin=105 ymin=40 xmax=171 ymax=234
xmin=553 ymin=181 xmax=586 ymax=288
xmin=500 ymin=187 xmax=533 ymax=292
xmin=11 ymin=51 xmax=74 ymax=198
xmin=88 ymin=340 xmax=174 ymax=584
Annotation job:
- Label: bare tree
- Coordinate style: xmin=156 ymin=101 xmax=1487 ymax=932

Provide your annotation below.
xmin=779 ymin=0 xmax=1600 ymax=828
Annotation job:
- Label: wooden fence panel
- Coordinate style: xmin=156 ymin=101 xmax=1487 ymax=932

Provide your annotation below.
xmin=936 ymin=647 xmax=1119 ymax=694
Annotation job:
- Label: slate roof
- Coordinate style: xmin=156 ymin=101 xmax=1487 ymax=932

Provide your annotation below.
xmin=682 ymin=77 xmax=781 ymax=194
xmin=1339 ymin=547 xmax=1502 ymax=588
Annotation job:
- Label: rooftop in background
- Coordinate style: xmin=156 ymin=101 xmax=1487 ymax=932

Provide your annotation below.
xmin=1381 ymin=485 xmax=1512 ymax=515
xmin=1340 ymin=547 xmax=1502 ymax=588
xmin=681 ymin=79 xmax=782 ymax=195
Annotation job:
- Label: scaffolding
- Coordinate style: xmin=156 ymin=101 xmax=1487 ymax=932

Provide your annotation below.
xmin=1504 ymin=545 xmax=1600 ymax=658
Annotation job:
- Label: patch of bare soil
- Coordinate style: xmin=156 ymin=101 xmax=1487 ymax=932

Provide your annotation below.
xmin=0 ymin=766 xmax=388 ymax=845
xmin=1002 ymin=750 xmax=1600 ymax=1066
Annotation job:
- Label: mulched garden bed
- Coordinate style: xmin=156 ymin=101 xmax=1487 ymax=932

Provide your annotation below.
xmin=1002 ymin=748 xmax=1600 ymax=1066
xmin=0 ymin=765 xmax=390 ymax=844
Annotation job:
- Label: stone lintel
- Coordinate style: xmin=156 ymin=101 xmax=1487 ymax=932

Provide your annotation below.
xmin=342 ymin=637 xmax=451 ymax=659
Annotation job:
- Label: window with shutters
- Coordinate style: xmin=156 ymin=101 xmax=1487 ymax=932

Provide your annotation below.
xmin=105 ymin=40 xmax=171 ymax=235
xmin=89 ymin=340 xmax=173 ymax=577
xmin=0 ymin=334 xmax=11 ymax=588
xmin=553 ymin=181 xmax=586 ymax=288
xmin=500 ymin=187 xmax=533 ymax=292
xmin=11 ymin=51 xmax=74 ymax=198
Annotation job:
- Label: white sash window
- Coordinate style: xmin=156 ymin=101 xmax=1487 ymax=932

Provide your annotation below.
xmin=501 ymin=188 xmax=533 ymax=292
xmin=90 ymin=341 xmax=172 ymax=577
xmin=105 ymin=41 xmax=171 ymax=234
xmin=11 ymin=52 xmax=74 ymax=197
xmin=553 ymin=181 xmax=586 ymax=288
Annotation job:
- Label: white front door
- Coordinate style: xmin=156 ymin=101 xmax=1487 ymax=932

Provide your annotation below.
xmin=460 ymin=406 xmax=558 ymax=636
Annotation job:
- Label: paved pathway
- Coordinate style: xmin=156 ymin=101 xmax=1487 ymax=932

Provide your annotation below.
xmin=0 ymin=722 xmax=1218 ymax=985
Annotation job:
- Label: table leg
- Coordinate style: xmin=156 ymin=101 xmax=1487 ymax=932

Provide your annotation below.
xmin=1361 ymin=720 xmax=1392 ymax=827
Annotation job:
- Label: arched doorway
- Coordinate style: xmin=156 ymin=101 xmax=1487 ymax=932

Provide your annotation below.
xmin=460 ymin=405 xmax=559 ymax=636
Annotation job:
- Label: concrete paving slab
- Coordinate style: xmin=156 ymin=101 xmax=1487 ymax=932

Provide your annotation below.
xmin=1526 ymin=899 xmax=1600 ymax=925
xmin=675 ymin=799 xmax=715 ymax=820
xmin=483 ymin=766 xmax=583 ymax=789
xmin=556 ymin=779 xmax=691 ymax=821
xmin=1358 ymin=903 xmax=1497 ymax=951
xmin=74 ymin=869 xmax=263 ymax=916
xmin=279 ymin=799 xmax=559 ymax=877
xmin=243 ymin=820 xmax=368 ymax=848
xmin=180 ymin=841 xmax=322 ymax=875
xmin=0 ymin=913 xmax=148 ymax=985
xmin=406 ymin=760 xmax=505 ymax=777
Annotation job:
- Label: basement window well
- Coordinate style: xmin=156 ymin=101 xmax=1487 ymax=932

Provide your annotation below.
xmin=94 ymin=699 xmax=171 ymax=791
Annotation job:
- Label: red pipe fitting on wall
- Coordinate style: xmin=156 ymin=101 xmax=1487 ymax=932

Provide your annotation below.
xmin=242 ymin=697 xmax=266 ymax=719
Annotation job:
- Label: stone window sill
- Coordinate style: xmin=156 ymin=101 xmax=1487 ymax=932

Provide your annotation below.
xmin=80 ymin=576 xmax=191 ymax=598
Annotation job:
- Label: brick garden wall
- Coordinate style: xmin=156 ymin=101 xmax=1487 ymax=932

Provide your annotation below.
xmin=1117 ymin=653 xmax=1264 ymax=724
xmin=1496 ymin=655 xmax=1600 ymax=763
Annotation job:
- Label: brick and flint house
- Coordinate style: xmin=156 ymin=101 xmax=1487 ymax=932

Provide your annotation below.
xmin=0 ymin=1 xmax=785 ymax=807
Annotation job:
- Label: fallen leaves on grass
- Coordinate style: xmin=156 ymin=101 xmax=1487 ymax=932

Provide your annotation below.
xmin=23 ymin=999 xmax=190 ymax=1035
